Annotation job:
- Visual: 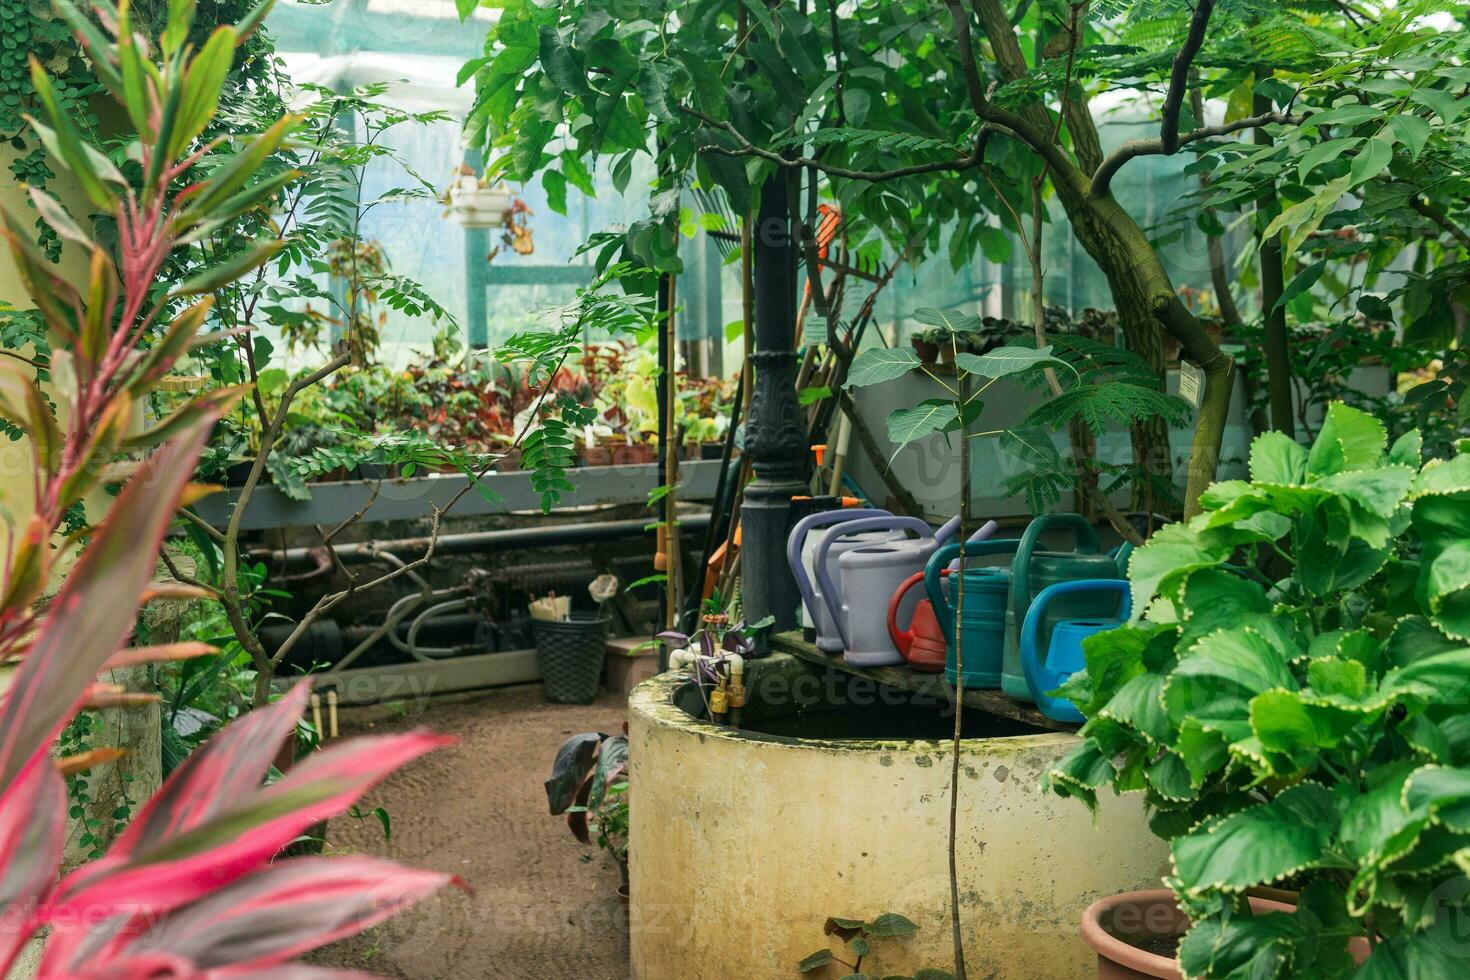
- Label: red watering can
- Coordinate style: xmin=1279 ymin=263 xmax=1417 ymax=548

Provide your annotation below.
xmin=887 ymin=520 xmax=1000 ymax=673
xmin=887 ymin=571 xmax=949 ymax=672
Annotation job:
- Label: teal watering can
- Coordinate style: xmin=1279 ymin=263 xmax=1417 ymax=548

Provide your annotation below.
xmin=924 ymin=538 xmax=1021 ymax=689
xmin=1002 ymin=513 xmax=1124 ymax=702
xmin=1019 ymin=578 xmax=1131 ymax=723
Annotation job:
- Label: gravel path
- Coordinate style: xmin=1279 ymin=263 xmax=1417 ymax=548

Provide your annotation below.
xmin=313 ymin=685 xmax=631 ymax=979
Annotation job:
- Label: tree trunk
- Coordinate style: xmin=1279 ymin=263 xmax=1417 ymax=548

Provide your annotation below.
xmin=1255 ymin=89 xmax=1295 ymax=437
xmin=1050 ymin=175 xmax=1233 ymax=517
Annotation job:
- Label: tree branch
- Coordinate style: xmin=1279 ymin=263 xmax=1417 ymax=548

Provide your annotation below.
xmin=683 ymin=105 xmax=997 ymax=181
xmin=1160 ymin=0 xmax=1216 ymax=154
xmin=1090 ymin=111 xmax=1303 ymax=199
xmin=1410 ymin=195 xmax=1470 ymax=252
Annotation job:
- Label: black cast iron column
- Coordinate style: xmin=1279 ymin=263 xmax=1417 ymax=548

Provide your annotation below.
xmin=741 ymin=176 xmax=807 ymax=645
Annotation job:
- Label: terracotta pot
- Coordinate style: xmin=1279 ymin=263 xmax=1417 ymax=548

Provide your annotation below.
xmin=912 ymin=338 xmax=939 ymax=364
xmin=578 ymin=443 xmax=612 ymax=467
xmin=611 ymin=441 xmax=656 ymax=466
xmin=1081 ymin=890 xmax=1289 ymax=979
xmin=1081 ymin=890 xmax=1370 ymax=979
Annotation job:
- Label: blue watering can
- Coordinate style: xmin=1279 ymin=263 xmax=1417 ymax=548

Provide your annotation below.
xmin=1019 ymin=578 xmax=1131 ymax=723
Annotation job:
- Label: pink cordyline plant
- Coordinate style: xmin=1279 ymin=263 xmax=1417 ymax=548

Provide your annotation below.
xmin=0 ymin=2 xmax=459 ymax=975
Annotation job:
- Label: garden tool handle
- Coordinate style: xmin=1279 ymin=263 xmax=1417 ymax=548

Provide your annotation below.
xmin=814 ymin=515 xmax=933 ymax=651
xmin=1019 ymin=578 xmax=1132 ymax=699
xmin=787 ymin=508 xmax=891 ymax=624
xmin=1013 ymin=513 xmax=1103 ymax=617
xmin=924 ymin=538 xmax=1023 ymax=645
xmin=886 ymin=572 xmax=927 ymax=655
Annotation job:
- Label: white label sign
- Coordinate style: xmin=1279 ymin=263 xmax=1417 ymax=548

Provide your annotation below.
xmin=1179 ymin=360 xmax=1204 ymax=410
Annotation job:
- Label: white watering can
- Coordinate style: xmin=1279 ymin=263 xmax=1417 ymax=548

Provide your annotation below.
xmin=815 ymin=515 xmax=951 ymax=667
xmin=787 ymin=508 xmax=896 ymax=652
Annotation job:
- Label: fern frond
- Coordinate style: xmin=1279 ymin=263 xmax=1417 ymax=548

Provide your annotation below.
xmin=1025 ymin=383 xmax=1192 ymax=437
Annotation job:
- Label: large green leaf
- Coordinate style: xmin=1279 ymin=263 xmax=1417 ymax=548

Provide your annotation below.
xmin=1178 ymin=908 xmax=1304 ymax=979
xmin=1306 ymin=403 xmax=1386 ymax=477
xmin=1162 ymin=626 xmax=1296 ymax=738
xmin=1171 ymin=784 xmax=1337 ymax=894
xmin=1249 ymin=431 xmax=1308 ymax=485
xmin=954 ymin=345 xmax=1072 ymax=380
xmin=845 ymin=346 xmax=920 ymax=388
xmin=1126 ymin=521 xmax=1231 ymax=623
xmin=1425 ymin=541 xmax=1470 ymax=639
xmin=885 ymin=400 xmax=958 ymax=450
xmin=1250 ymin=689 xmax=1380 ymax=766
xmin=912 ymin=306 xmax=981 ymax=334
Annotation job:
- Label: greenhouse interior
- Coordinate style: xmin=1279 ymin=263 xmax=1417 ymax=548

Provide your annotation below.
xmin=3 ymin=0 xmax=1470 ymax=978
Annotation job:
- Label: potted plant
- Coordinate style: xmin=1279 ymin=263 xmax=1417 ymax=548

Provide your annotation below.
xmin=443 ymin=164 xmax=514 ymax=228
xmin=546 ymin=730 xmax=629 ymax=899
xmin=1047 ymin=403 xmax=1470 ymax=977
xmin=911 ymin=328 xmax=941 ymax=365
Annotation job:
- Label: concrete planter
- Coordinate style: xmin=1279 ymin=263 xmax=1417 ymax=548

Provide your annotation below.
xmin=627 ymin=656 xmax=1167 ymax=979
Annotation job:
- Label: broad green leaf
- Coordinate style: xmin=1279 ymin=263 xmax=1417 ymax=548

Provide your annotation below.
xmin=1274 ymin=259 xmax=1326 ymax=313
xmin=1304 ymin=103 xmax=1385 ymax=129
xmin=1425 ymin=541 xmax=1470 ymax=639
xmin=1171 ymin=784 xmax=1337 ymax=894
xmin=1409 ymin=88 xmax=1464 ymax=124
xmin=1178 ymin=568 xmax=1270 ymax=645
xmin=1042 ymin=740 xmax=1112 ymax=810
xmin=1389 ymin=430 xmax=1423 ymax=468
xmin=1356 ymin=905 xmax=1470 ymax=979
xmin=1099 ymin=672 xmax=1172 ymax=745
xmin=1349 ymin=136 xmax=1394 ymax=187
xmin=1178 ymin=909 xmax=1305 ymax=980
xmin=866 ymin=912 xmax=917 ymax=937
xmin=1307 ymin=403 xmax=1386 ymax=476
xmin=885 ymin=400 xmax=958 ymax=449
xmin=1126 ymin=522 xmax=1230 ymax=623
xmin=1162 ymin=626 xmax=1296 ymax=737
xmin=1249 ymin=431 xmax=1308 ymax=485
xmin=912 ymin=306 xmax=981 ymax=334
xmin=1297 ymin=138 xmax=1360 ymax=181
xmin=955 ymin=345 xmax=1072 ymax=380
xmin=845 ymin=347 xmax=920 ymax=388
xmin=1250 ymin=689 xmax=1376 ymax=763
xmin=1316 ymin=466 xmax=1415 ymax=518
xmin=1387 ymin=114 xmax=1431 ymax=160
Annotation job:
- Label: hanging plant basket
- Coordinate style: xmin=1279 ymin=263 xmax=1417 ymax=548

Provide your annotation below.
xmin=445 ymin=175 xmax=513 ymax=229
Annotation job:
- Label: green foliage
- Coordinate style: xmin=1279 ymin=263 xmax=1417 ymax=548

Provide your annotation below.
xmin=1001 ymin=334 xmax=1189 ymax=513
xmin=796 ymin=912 xmax=949 ymax=978
xmin=1048 ymin=402 xmax=1470 ymax=977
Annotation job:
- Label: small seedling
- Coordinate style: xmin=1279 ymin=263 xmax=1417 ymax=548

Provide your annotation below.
xmin=796 ymin=913 xmax=954 ymax=979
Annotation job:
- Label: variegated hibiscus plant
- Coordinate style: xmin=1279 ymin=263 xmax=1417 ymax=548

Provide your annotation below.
xmin=1047 ymin=403 xmax=1470 ymax=978
xmin=0 ymin=2 xmax=457 ymax=976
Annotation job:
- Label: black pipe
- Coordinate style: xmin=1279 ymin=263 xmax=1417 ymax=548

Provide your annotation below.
xmin=251 ymin=514 xmax=712 ymax=569
xmin=685 ymin=364 xmax=747 ymax=627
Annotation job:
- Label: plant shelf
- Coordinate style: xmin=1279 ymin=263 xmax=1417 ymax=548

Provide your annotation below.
xmin=193 ymin=459 xmax=724 ymax=530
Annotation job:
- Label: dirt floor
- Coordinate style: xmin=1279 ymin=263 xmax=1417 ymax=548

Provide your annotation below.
xmin=313 ymin=685 xmax=631 ymax=980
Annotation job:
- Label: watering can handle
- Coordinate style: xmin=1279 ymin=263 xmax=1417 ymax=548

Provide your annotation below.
xmin=1019 ymin=578 xmax=1132 ymax=705
xmin=886 ymin=572 xmax=927 ymax=655
xmin=1114 ymin=540 xmax=1136 ymax=575
xmin=924 ymin=538 xmax=1023 ymax=646
xmin=1013 ymin=513 xmax=1103 ymax=618
xmin=814 ymin=515 xmax=933 ymax=651
xmin=786 ymin=508 xmax=891 ymax=625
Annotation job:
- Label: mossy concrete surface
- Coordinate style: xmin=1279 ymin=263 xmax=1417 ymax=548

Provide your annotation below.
xmin=628 ymin=656 xmax=1167 ymax=979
